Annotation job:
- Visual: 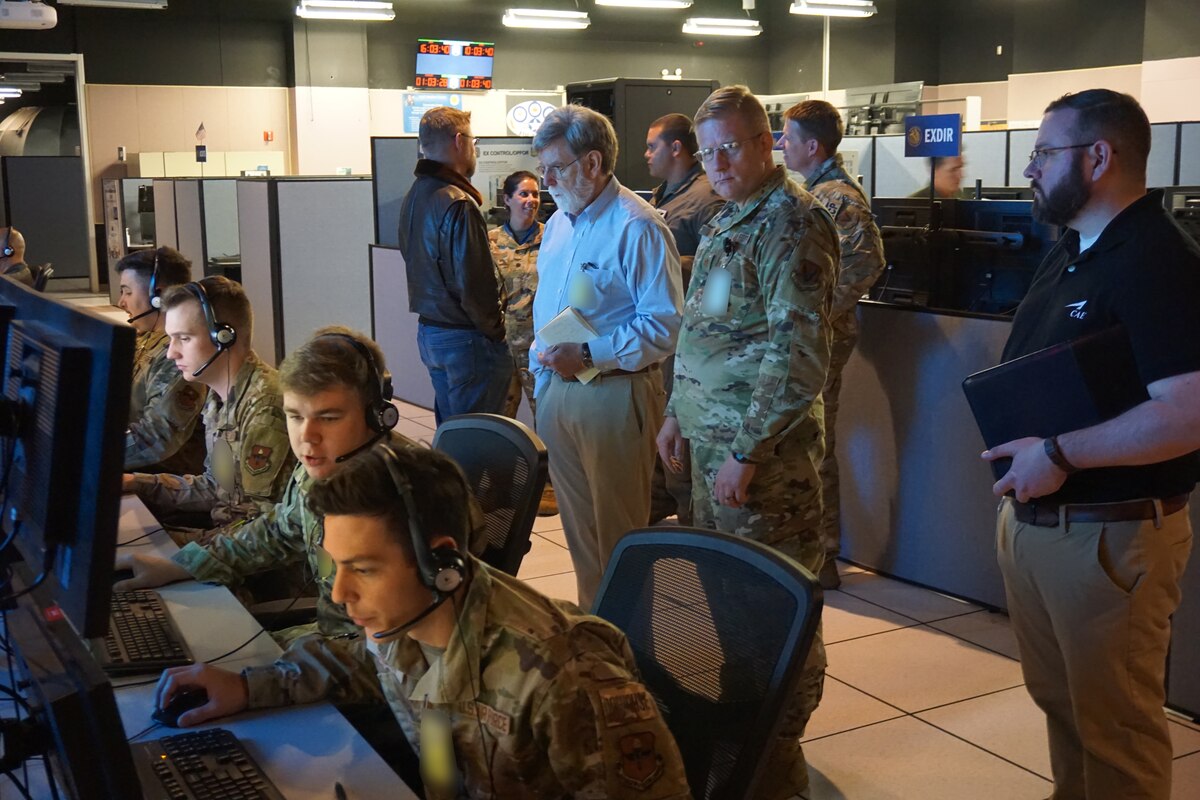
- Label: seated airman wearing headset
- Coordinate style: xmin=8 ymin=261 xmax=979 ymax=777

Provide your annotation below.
xmin=153 ymin=444 xmax=693 ymax=800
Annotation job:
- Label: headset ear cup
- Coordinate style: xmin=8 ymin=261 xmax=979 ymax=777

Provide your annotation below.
xmin=430 ymin=546 xmax=466 ymax=593
xmin=214 ymin=325 xmax=236 ymax=347
xmin=377 ymin=402 xmax=400 ymax=431
xmin=150 ymin=294 xmax=163 ymax=309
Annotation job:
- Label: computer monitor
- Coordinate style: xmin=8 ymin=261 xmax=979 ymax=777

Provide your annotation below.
xmin=873 ymin=197 xmax=958 ymax=230
xmin=0 ymin=275 xmax=133 ymax=638
xmin=1173 ymin=206 xmax=1200 ymax=247
xmin=976 ymin=186 xmax=1034 ymax=201
xmin=1159 ymin=185 xmax=1200 ymax=211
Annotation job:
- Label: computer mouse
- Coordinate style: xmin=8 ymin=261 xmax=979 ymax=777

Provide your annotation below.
xmin=152 ymin=687 xmax=209 ymax=728
xmin=113 ymin=568 xmax=135 ymax=586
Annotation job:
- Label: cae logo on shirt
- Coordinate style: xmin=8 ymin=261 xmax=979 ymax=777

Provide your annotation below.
xmin=1065 ymin=300 xmax=1088 ymax=320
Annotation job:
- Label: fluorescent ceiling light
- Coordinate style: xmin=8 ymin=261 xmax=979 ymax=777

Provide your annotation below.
xmin=296 ymin=1 xmax=395 ymax=21
xmin=790 ymin=0 xmax=878 ymax=18
xmin=503 ymin=8 xmax=590 ymax=29
xmin=596 ymin=0 xmax=693 ymax=8
xmin=59 ymin=1 xmax=167 ymax=8
xmin=0 ymin=88 xmax=23 ymax=97
xmin=682 ymin=17 xmax=762 ymax=37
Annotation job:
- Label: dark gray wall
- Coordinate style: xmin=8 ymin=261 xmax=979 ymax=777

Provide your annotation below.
xmin=1143 ymin=0 xmax=1200 ymax=61
xmin=1012 ymin=0 xmax=1146 ymax=75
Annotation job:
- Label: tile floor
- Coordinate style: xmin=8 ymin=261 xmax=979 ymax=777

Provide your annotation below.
xmin=379 ymin=398 xmax=1200 ymax=800
xmin=42 ymin=293 xmax=1200 ymax=798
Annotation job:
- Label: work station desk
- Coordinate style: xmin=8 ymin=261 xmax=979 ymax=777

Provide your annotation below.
xmin=111 ymin=496 xmax=416 ymax=799
xmin=835 ymin=299 xmax=1200 ymax=719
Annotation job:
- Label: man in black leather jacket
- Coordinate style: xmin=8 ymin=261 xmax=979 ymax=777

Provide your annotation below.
xmin=398 ymin=106 xmax=509 ymax=425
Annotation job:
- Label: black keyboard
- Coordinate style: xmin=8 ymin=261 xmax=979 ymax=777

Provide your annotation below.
xmin=131 ymin=728 xmax=285 ymax=800
xmin=98 ymin=590 xmax=194 ymax=676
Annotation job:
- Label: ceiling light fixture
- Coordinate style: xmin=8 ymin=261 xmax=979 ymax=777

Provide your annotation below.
xmin=790 ymin=0 xmax=878 ymax=18
xmin=682 ymin=17 xmax=762 ymax=37
xmin=295 ymin=1 xmax=396 ymax=21
xmin=502 ymin=8 xmax=591 ymax=29
xmin=596 ymin=0 xmax=693 ymax=9
xmin=0 ymin=88 xmax=24 ymax=97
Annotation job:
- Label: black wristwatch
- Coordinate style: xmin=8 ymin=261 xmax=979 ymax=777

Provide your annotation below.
xmin=1043 ymin=436 xmax=1079 ymax=474
xmin=731 ymin=452 xmax=756 ymax=465
xmin=581 ymin=342 xmax=594 ymax=370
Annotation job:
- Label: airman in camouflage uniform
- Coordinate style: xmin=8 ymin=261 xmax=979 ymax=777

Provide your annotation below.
xmin=807 ymin=154 xmax=885 ymax=565
xmin=780 ymin=101 xmax=887 ymax=587
xmin=488 ymin=221 xmax=543 ymax=418
xmin=664 ymin=86 xmax=839 ymax=800
xmin=125 ymin=329 xmax=208 ymax=475
xmin=127 ymin=352 xmax=294 ymax=530
xmin=242 ymin=556 xmax=692 ymax=800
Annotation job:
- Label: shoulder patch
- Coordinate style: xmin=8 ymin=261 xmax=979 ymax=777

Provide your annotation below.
xmin=599 ymin=684 xmax=658 ymax=728
xmin=618 ymin=731 xmax=665 ymax=790
xmin=175 ymin=386 xmax=199 ymax=412
xmin=245 ymin=444 xmax=274 ymax=475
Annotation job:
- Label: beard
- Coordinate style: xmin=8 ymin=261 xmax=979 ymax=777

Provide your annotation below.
xmin=548 ymin=183 xmax=589 ymax=216
xmin=1031 ymin=153 xmax=1091 ymax=226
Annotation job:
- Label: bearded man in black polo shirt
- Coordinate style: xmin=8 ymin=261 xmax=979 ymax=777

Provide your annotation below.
xmin=983 ymin=90 xmax=1200 ymax=800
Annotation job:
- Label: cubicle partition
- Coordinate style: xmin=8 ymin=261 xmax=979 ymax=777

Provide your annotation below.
xmin=1 ymin=155 xmax=92 ymax=281
xmin=370 ymin=244 xmax=434 ymax=410
xmin=237 ymin=177 xmax=374 ymax=366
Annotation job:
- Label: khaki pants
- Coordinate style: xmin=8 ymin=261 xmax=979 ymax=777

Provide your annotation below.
xmin=996 ymin=498 xmax=1193 ymax=800
xmin=536 ymin=369 xmax=664 ymax=610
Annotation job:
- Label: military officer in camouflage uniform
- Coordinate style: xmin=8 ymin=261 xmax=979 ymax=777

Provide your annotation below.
xmin=153 ymin=445 xmax=692 ymax=800
xmin=658 ymin=86 xmax=838 ymax=800
xmin=781 ymin=100 xmax=886 ymax=590
xmin=124 ymin=276 xmax=293 ymax=536
xmin=490 ymin=170 xmax=543 ymax=419
xmin=116 ymin=247 xmax=207 ymax=476
xmin=116 ymin=326 xmax=414 ymax=643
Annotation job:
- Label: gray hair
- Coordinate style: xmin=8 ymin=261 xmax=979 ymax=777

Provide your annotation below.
xmin=533 ymin=104 xmax=619 ymax=176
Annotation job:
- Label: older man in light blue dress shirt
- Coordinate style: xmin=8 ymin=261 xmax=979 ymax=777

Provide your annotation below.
xmin=530 ymin=105 xmax=683 ymax=609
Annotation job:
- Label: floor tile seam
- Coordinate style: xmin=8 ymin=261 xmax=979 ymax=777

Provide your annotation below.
xmin=818 ymin=673 xmax=914 ymax=718
xmin=908 ymin=714 xmax=1054 ymax=782
xmin=1173 ymin=745 xmax=1200 ymax=760
xmin=822 ymin=618 xmax=928 ymax=646
xmin=831 ymin=586 xmax=978 ymax=625
xmin=531 ymin=533 xmax=570 ymax=551
xmin=908 ymin=682 xmax=1029 ymax=715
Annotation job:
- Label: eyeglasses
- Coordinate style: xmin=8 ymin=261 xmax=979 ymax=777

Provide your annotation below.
xmin=536 ymin=156 xmax=581 ymax=181
xmin=1027 ymin=142 xmax=1095 ymax=167
xmin=694 ymin=135 xmax=761 ymax=164
xmin=457 ymin=133 xmax=480 ymax=151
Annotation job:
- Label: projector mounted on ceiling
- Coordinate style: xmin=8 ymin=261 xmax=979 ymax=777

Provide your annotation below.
xmin=0 ymin=1 xmax=58 ymax=29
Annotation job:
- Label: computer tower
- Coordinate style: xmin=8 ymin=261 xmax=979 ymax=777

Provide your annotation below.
xmin=566 ymin=77 xmax=720 ymax=192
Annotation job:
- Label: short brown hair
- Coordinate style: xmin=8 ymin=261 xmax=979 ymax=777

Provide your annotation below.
xmin=279 ymin=326 xmax=387 ymax=405
xmin=418 ymin=106 xmax=472 ymax=155
xmin=114 ymin=246 xmax=192 ymax=289
xmin=307 ymin=443 xmax=476 ymax=556
xmin=1044 ymin=89 xmax=1151 ymax=178
xmin=161 ymin=275 xmax=253 ymax=341
xmin=651 ymin=113 xmax=699 ymax=158
xmin=783 ymin=100 xmax=844 ymax=153
xmin=694 ymin=85 xmax=769 ymax=135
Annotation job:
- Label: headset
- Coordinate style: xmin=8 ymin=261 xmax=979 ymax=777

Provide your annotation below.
xmin=318 ymin=332 xmax=400 ymax=434
xmin=184 ymin=280 xmax=237 ymax=378
xmin=369 ymin=442 xmax=467 ymax=640
xmin=1 ymin=227 xmax=13 ymax=259
xmin=127 ymin=250 xmax=163 ymax=323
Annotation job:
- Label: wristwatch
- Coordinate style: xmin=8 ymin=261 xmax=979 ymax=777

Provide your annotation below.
xmin=1043 ymin=436 xmax=1079 ymax=474
xmin=580 ymin=342 xmax=594 ymax=370
xmin=731 ymin=452 xmax=756 ymax=465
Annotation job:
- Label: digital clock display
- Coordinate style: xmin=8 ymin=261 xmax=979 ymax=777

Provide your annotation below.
xmin=415 ymin=39 xmax=495 ymax=92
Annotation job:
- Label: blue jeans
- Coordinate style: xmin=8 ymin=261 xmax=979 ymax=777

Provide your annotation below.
xmin=417 ymin=323 xmax=512 ymax=426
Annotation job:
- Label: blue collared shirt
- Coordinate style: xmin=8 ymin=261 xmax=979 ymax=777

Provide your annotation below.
xmin=530 ymin=176 xmax=683 ymax=395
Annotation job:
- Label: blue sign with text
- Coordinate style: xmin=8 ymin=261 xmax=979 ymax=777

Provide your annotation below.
xmin=403 ymin=92 xmax=464 ymax=134
xmin=903 ymin=113 xmax=962 ymax=157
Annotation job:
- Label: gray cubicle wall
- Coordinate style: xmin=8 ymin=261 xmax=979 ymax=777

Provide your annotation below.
xmin=153 ymin=179 xmax=178 ymax=249
xmin=371 ymin=244 xmax=434 ymax=411
xmin=202 ymin=179 xmax=240 ymax=262
xmin=838 ymin=136 xmax=875 ymax=198
xmin=1 ymin=156 xmax=91 ymax=279
xmin=960 ymin=130 xmax=1008 ymax=190
xmin=173 ymin=180 xmax=206 ymax=269
xmin=238 ymin=177 xmax=374 ymax=366
xmin=1180 ymin=123 xmax=1200 ymax=185
xmin=1148 ymin=123 xmax=1178 ymax=188
xmin=838 ymin=302 xmax=1012 ymax=609
xmin=873 ymin=135 xmax=931 ymax=198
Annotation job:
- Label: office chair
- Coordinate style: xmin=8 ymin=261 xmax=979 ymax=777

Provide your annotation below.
xmin=31 ymin=263 xmax=53 ymax=292
xmin=432 ymin=413 xmax=548 ymax=576
xmin=592 ymin=527 xmax=823 ymax=800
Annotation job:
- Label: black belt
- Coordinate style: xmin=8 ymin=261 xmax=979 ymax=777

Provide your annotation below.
xmin=561 ymin=363 xmax=659 ymax=383
xmin=1011 ymin=495 xmax=1189 ymax=528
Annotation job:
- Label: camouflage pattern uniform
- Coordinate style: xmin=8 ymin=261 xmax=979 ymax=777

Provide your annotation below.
xmin=170 ymin=430 xmax=415 ymax=644
xmin=243 ymin=556 xmax=692 ymax=799
xmin=127 ymin=352 xmax=294 ymax=531
xmin=667 ymin=165 xmax=838 ymax=799
xmin=125 ymin=330 xmax=208 ymax=475
xmin=488 ymin=222 xmax=543 ymax=419
xmin=806 ymin=154 xmax=886 ymax=559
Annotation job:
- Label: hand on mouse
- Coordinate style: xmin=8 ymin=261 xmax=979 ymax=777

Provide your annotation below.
xmin=155 ymin=664 xmax=249 ymax=727
xmin=114 ymin=552 xmax=191 ymax=591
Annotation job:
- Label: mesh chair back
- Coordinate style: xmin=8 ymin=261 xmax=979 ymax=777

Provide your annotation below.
xmin=593 ymin=527 xmax=822 ymax=800
xmin=432 ymin=413 xmax=548 ymax=576
xmin=32 ymin=263 xmax=53 ymax=292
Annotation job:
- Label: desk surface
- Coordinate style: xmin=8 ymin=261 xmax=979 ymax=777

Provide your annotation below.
xmin=112 ymin=496 xmax=415 ymax=800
